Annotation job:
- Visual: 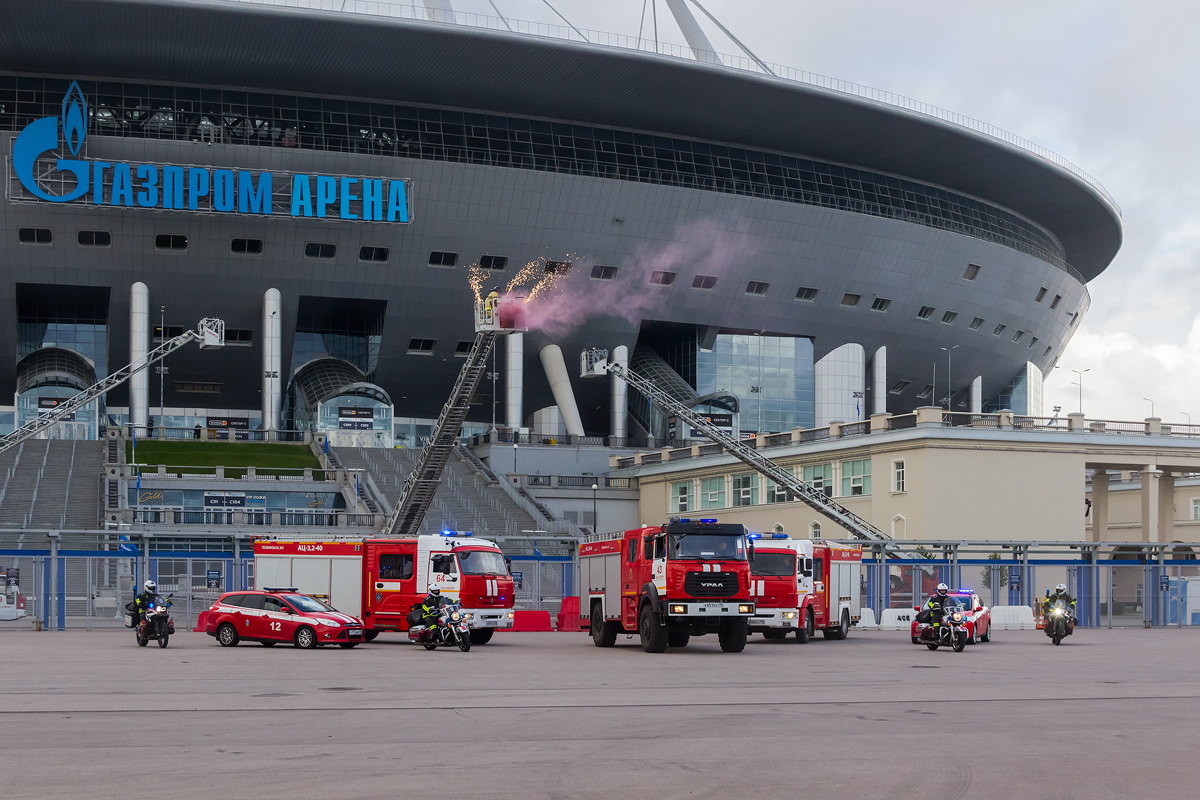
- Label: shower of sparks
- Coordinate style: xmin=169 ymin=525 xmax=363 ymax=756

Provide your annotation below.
xmin=468 ymin=255 xmax=578 ymax=305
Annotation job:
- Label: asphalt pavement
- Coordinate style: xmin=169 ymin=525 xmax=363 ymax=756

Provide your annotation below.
xmin=2 ymin=627 xmax=1197 ymax=799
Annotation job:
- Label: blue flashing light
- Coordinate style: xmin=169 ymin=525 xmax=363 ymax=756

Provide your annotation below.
xmin=700 ymin=518 xmax=717 ymax=524
xmin=957 ymin=588 xmax=973 ymax=594
xmin=747 ymin=533 xmax=762 ymax=540
xmin=462 ymin=531 xmax=474 ymax=537
xmin=262 ymin=587 xmax=298 ymax=593
xmin=677 ymin=518 xmax=691 ymax=523
xmin=772 ymin=533 xmax=790 ymax=539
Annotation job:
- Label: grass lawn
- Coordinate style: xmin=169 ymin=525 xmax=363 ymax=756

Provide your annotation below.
xmin=126 ymin=440 xmax=320 ymax=469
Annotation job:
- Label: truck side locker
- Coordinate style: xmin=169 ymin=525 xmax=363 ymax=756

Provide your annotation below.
xmin=367 ymin=540 xmax=418 ymax=628
xmin=330 ymin=557 xmax=363 ymax=618
xmin=255 ymin=555 xmax=291 ymax=590
xmin=292 ymin=556 xmax=331 ymax=601
xmin=622 ymin=533 xmax=640 ymax=629
xmin=604 ymin=551 xmax=620 ymax=620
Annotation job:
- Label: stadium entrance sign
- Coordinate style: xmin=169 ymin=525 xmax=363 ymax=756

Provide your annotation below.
xmin=10 ymin=81 xmax=409 ymax=223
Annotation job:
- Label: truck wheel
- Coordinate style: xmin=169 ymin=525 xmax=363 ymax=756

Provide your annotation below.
xmin=364 ymin=631 xmax=380 ymax=642
xmin=667 ymin=627 xmax=690 ymax=648
xmin=823 ymin=610 xmax=850 ymax=640
xmin=590 ymin=603 xmax=618 ymax=648
xmin=469 ymin=629 xmax=494 ymax=645
xmin=639 ymin=604 xmax=668 ymax=653
xmin=718 ymin=618 xmax=748 ymax=653
xmin=795 ymin=609 xmax=813 ymax=643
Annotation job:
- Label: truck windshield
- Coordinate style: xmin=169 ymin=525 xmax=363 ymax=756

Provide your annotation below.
xmin=669 ymin=534 xmax=747 ymax=561
xmin=457 ymin=549 xmax=508 ymax=575
xmin=750 ymin=552 xmax=795 ymax=577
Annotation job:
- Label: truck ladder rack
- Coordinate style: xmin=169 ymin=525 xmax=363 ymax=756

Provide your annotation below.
xmin=0 ymin=318 xmax=225 ymax=456
xmin=582 ymin=348 xmax=908 ymax=549
xmin=379 ymin=330 xmax=498 ymax=537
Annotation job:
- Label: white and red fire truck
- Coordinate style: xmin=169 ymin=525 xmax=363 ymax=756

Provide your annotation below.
xmin=580 ymin=519 xmax=756 ymax=653
xmin=746 ymin=534 xmax=862 ymax=641
xmin=254 ymin=532 xmax=515 ymax=644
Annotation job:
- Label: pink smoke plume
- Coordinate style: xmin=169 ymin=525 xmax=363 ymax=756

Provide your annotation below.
xmin=517 ymin=219 xmax=764 ymax=338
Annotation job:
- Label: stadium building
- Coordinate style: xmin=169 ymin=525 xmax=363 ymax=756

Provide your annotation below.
xmin=0 ymin=0 xmax=1121 ymax=447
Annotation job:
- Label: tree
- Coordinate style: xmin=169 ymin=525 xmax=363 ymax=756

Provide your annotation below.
xmin=980 ymin=552 xmax=1008 ymax=589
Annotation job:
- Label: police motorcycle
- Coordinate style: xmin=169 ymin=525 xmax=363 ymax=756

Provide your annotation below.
xmin=126 ymin=592 xmax=176 ymax=649
xmin=1044 ymin=598 xmax=1074 ymax=646
xmin=408 ymin=597 xmax=472 ymax=652
xmin=914 ymin=600 xmax=969 ymax=652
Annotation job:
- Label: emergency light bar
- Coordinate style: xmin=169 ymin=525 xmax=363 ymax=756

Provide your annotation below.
xmin=262 ymin=587 xmax=299 ymax=592
xmin=439 ymin=531 xmax=475 ymax=537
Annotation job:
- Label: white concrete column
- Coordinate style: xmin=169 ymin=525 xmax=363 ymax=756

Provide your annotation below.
xmin=664 ymin=0 xmax=722 ymax=64
xmin=1090 ymin=470 xmax=1108 ymax=543
xmin=814 ymin=343 xmax=865 ymax=427
xmin=1159 ymin=470 xmax=1175 ymax=543
xmin=1140 ymin=466 xmax=1162 ymax=543
xmin=872 ymin=346 xmax=887 ymax=415
xmin=262 ymin=288 xmax=282 ymax=432
xmin=129 ymin=282 xmax=149 ymax=434
xmin=539 ymin=344 xmax=585 ymax=436
xmin=970 ymin=376 xmax=983 ymax=414
xmin=505 ymin=332 xmax=523 ymax=429
xmin=611 ymin=344 xmax=629 ymax=439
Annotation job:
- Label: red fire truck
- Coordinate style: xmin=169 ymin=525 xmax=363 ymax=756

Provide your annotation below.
xmin=580 ymin=519 xmax=756 ymax=653
xmin=747 ymin=534 xmax=862 ymax=642
xmin=254 ymin=532 xmax=515 ymax=644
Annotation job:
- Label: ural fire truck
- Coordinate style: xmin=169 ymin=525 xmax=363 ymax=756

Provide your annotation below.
xmin=254 ymin=532 xmax=515 ymax=644
xmin=580 ymin=519 xmax=756 ymax=653
xmin=746 ymin=534 xmax=862 ymax=642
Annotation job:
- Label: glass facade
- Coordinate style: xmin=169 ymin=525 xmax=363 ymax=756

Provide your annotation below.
xmin=696 ymin=334 xmax=815 ymax=434
xmin=0 ymin=74 xmax=1071 ymax=273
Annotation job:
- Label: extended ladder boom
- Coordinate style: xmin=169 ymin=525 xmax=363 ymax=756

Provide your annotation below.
xmin=0 ymin=318 xmax=225 ymax=456
xmin=581 ymin=348 xmax=893 ymax=544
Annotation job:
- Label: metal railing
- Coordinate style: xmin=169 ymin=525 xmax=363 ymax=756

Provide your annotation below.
xmin=228 ymin=0 xmax=1118 ymax=218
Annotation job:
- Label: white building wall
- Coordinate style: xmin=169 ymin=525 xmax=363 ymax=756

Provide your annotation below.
xmin=1025 ymin=362 xmax=1044 ymax=417
xmin=814 ymin=343 xmax=865 ymax=427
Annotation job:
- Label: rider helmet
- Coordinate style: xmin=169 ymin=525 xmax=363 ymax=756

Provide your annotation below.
xmin=144 ymin=580 xmax=156 ymax=593
xmin=428 ymin=586 xmax=441 ymax=597
xmin=936 ymin=583 xmax=948 ymax=596
xmin=1055 ymin=583 xmax=1067 ymax=594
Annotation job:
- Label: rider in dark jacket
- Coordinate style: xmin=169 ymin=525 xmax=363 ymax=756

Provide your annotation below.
xmin=918 ymin=583 xmax=952 ymax=625
xmin=418 ymin=586 xmax=443 ymax=628
xmin=129 ymin=580 xmax=158 ymax=624
xmin=1043 ymin=584 xmax=1076 ymax=632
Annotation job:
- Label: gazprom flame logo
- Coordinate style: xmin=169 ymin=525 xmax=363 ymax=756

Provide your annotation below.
xmin=13 ymin=80 xmax=89 ymax=201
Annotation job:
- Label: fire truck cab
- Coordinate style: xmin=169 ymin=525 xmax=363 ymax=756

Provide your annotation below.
xmin=746 ymin=535 xmax=862 ymax=641
xmin=580 ymin=519 xmax=755 ymax=653
xmin=254 ymin=532 xmax=515 ymax=645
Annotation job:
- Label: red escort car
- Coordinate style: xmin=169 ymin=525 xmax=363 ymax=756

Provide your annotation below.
xmin=911 ymin=590 xmax=992 ymax=645
xmin=206 ymin=588 xmax=365 ymax=649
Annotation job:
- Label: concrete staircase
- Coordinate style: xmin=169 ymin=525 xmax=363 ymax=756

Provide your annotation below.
xmin=0 ymin=439 xmax=103 ymax=530
xmin=334 ymin=446 xmax=540 ymax=537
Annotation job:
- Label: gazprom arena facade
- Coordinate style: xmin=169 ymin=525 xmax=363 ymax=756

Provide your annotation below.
xmin=0 ymin=0 xmax=1121 ymax=445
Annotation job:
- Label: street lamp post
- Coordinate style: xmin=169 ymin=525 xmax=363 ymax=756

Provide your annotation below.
xmin=1143 ymin=397 xmax=1155 ymax=418
xmin=1182 ymin=412 xmax=1191 ymax=426
xmin=591 ymin=482 xmax=599 ymax=534
xmin=512 ymin=442 xmax=518 ymax=479
xmin=940 ymin=345 xmax=959 ymax=410
xmin=1070 ymin=368 xmax=1090 ymax=414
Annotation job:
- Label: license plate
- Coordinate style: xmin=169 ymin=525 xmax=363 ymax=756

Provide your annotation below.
xmin=348 ymin=629 xmax=362 ymax=637
xmin=485 ymin=620 xmax=498 ymax=627
xmin=697 ymin=604 xmax=722 ymax=614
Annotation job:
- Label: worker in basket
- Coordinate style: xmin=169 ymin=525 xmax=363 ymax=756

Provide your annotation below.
xmin=1043 ymin=583 xmax=1077 ymax=632
xmin=916 ymin=583 xmax=952 ymax=626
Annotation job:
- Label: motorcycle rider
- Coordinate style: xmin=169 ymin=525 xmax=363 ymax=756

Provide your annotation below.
xmin=917 ymin=583 xmax=953 ymax=628
xmin=1043 ymin=583 xmax=1077 ymax=633
xmin=417 ymin=586 xmax=443 ymax=629
xmin=129 ymin=580 xmax=158 ymax=625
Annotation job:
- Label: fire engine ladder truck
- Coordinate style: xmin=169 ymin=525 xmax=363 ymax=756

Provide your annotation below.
xmin=0 ymin=318 xmax=226 ymax=456
xmin=581 ymin=347 xmax=919 ymax=557
xmin=378 ymin=297 xmax=524 ymax=538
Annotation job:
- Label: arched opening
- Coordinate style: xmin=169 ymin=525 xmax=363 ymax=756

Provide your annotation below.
xmin=809 ymin=520 xmax=822 ymax=539
xmin=891 ymin=514 xmax=907 ymax=540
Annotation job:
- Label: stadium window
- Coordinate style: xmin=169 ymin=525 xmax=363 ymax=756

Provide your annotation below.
xmin=970 ymin=317 xmax=984 ymax=330
xmin=1028 ymin=336 xmax=1038 ymax=349
xmin=479 ymin=255 xmax=508 ymax=270
xmin=745 ymin=280 xmax=770 ymax=295
xmin=359 ymin=246 xmax=389 ymax=262
xmin=174 ymin=381 xmax=222 ymax=394
xmin=889 ymin=380 xmax=910 ymax=395
xmin=671 ymin=481 xmax=692 ymax=513
xmin=591 ymin=265 xmax=619 ymax=280
xmin=407 ymin=338 xmax=437 ymax=354
xmin=224 ymin=329 xmax=254 ymax=346
xmin=795 ymin=286 xmax=818 ymax=302
xmin=155 ymin=234 xmax=187 ymax=250
xmin=152 ymin=325 xmax=185 ymax=342
xmin=545 ymin=260 xmax=571 ymax=274
xmin=231 ymin=238 xmax=263 ymax=254
xmin=428 ymin=250 xmax=458 ymax=267
xmin=18 ymin=228 xmax=52 ymax=245
xmin=840 ymin=459 xmax=871 ymax=497
xmin=916 ymin=384 xmax=933 ymax=399
xmin=454 ymin=340 xmax=473 ymax=357
xmin=993 ymin=324 xmax=1007 ymax=336
xmin=871 ymin=297 xmax=891 ymax=312
xmin=1036 ymin=287 xmax=1047 ymax=302
xmin=840 ymin=293 xmax=861 ymax=307
xmin=917 ymin=306 xmax=935 ymax=320
xmin=650 ymin=270 xmax=676 ymax=286
xmin=77 ymin=230 xmax=110 ymax=247
xmin=963 ymin=263 xmax=981 ymax=281
xmin=1044 ymin=346 xmax=1052 ymax=357
xmin=941 ymin=311 xmax=958 ymax=324
xmin=1051 ymin=294 xmax=1062 ymax=309
xmin=305 ymin=242 xmax=336 ymax=259
xmin=692 ymin=275 xmax=717 ymax=290
xmin=1012 ymin=330 xmax=1024 ymax=343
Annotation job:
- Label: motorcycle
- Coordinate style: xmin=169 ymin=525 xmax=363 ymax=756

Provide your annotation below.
xmin=408 ymin=598 xmax=471 ymax=652
xmin=127 ymin=593 xmax=176 ymax=648
xmin=1044 ymin=598 xmax=1074 ymax=646
xmin=914 ymin=604 xmax=969 ymax=652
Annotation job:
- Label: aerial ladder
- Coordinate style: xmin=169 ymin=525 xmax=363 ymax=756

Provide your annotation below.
xmin=0 ymin=318 xmax=226 ymax=457
xmin=580 ymin=347 xmax=909 ymax=548
xmin=378 ymin=294 xmax=525 ymax=537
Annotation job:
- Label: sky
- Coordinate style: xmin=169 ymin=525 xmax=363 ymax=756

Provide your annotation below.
xmin=440 ymin=1 xmax=1197 ymax=422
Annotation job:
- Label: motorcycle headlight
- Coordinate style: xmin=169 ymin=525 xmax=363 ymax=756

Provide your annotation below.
xmin=951 ymin=612 xmax=963 ymax=623
xmin=450 ymin=612 xmax=462 ymax=622
xmin=1053 ymin=609 xmax=1063 ymax=616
